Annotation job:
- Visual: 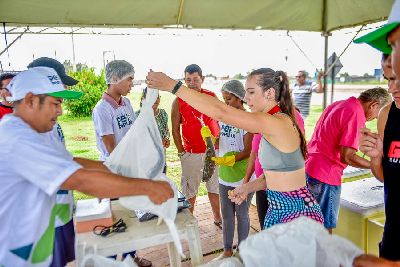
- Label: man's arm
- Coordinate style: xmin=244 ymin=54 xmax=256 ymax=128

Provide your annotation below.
xmin=315 ymin=71 xmax=324 ymax=93
xmin=171 ymin=98 xmax=185 ymax=154
xmin=61 ymin=168 xmax=174 ymax=205
xmin=73 ymin=157 xmax=110 ymax=172
xmin=340 ymin=146 xmax=370 ymax=169
xmin=101 ymin=134 xmax=117 ymax=154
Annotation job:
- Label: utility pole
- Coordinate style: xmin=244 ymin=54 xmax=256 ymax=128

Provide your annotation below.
xmin=102 ymin=51 xmax=115 ymax=70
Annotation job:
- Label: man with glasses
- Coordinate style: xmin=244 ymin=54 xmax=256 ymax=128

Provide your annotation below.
xmin=0 ymin=73 xmax=16 ymax=119
xmin=171 ymin=64 xmax=222 ymax=227
xmin=292 ymin=70 xmax=323 ymax=119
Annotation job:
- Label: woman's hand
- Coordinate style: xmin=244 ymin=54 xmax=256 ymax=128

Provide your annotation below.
xmin=146 ymin=71 xmax=177 ymax=92
xmin=228 ymin=184 xmax=249 ymax=205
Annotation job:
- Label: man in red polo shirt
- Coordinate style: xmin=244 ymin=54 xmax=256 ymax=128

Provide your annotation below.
xmin=0 ymin=73 xmax=16 ymax=120
xmin=171 ymin=64 xmax=222 ymax=226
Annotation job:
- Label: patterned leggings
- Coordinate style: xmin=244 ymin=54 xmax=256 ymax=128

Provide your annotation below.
xmin=264 ymin=186 xmax=324 ymax=229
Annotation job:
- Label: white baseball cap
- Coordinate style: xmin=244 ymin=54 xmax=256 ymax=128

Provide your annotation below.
xmin=6 ymin=67 xmax=83 ymax=102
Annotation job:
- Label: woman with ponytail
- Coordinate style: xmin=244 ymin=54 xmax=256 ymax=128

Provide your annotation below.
xmin=146 ymin=68 xmax=324 ymax=228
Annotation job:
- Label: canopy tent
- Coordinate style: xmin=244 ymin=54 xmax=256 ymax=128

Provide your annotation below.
xmin=0 ymin=0 xmax=393 ymax=32
xmin=0 ymin=0 xmax=395 ymax=107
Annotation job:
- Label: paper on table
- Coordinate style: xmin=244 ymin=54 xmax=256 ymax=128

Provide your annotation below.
xmin=75 ymin=198 xmax=112 ymax=222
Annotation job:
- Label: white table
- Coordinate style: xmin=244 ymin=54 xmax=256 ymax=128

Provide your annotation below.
xmin=75 ymin=202 xmax=203 ymax=267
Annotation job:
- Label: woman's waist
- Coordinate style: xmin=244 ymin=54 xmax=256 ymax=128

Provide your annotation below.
xmin=264 ymin=168 xmax=307 ymax=192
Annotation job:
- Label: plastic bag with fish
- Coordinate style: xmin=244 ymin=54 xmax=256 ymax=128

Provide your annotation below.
xmin=202 ymin=131 xmax=217 ymax=182
xmin=196 ymin=117 xmax=217 ymax=182
xmin=104 ymin=88 xmax=184 ymax=258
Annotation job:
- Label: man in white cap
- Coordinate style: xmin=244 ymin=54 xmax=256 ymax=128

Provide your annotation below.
xmin=27 ymin=57 xmax=80 ymax=267
xmin=0 ymin=67 xmax=173 ymax=267
xmin=355 ymin=0 xmax=400 ymax=263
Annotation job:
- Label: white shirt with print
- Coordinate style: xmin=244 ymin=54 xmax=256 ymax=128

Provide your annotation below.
xmin=43 ymin=123 xmax=74 ymax=228
xmin=0 ymin=115 xmax=82 ymax=267
xmin=218 ymin=122 xmax=249 ymax=187
xmin=92 ymin=96 xmax=136 ymax=161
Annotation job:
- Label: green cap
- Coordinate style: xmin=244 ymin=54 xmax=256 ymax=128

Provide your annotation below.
xmin=354 ymin=0 xmax=400 ymax=54
xmin=47 ymin=90 xmax=83 ymax=99
xmin=354 ymin=22 xmax=399 ymax=54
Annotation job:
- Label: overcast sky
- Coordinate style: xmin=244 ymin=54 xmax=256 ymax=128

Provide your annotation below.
xmin=0 ymin=22 xmax=386 ymax=80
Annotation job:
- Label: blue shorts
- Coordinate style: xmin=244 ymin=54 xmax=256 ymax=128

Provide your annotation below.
xmin=306 ymin=174 xmax=341 ymax=229
xmin=51 ymin=220 xmax=75 ymax=267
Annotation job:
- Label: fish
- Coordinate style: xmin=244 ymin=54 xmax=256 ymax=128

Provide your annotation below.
xmin=193 ymin=113 xmax=217 ymax=182
xmin=202 ymin=132 xmax=216 ymax=182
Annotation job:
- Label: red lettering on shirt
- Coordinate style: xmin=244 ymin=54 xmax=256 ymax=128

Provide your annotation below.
xmin=388 ymin=141 xmax=400 ymax=158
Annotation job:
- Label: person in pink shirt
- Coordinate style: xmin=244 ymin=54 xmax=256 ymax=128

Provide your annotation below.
xmin=306 ymin=88 xmax=390 ymax=233
xmin=0 ymin=73 xmax=15 ymax=120
xmin=243 ymin=108 xmax=304 ymax=229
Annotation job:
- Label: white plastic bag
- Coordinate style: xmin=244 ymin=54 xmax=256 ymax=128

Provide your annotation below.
xmin=239 ymin=217 xmax=363 ymax=267
xmin=201 ymin=257 xmax=244 ymax=267
xmin=104 ymin=88 xmax=184 ymax=258
xmin=105 ymin=88 xmax=164 ymax=178
xmin=82 ymin=254 xmax=138 ymax=267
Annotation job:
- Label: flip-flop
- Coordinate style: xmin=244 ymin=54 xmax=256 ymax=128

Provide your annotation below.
xmin=214 ymin=221 xmax=223 ymax=230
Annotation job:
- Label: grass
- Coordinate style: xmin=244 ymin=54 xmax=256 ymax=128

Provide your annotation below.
xmin=60 ymin=92 xmax=377 ymax=201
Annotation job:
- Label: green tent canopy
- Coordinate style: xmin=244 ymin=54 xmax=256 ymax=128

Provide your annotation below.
xmin=0 ymin=0 xmax=393 ymax=32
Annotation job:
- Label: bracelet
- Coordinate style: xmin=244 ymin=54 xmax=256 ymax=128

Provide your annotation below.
xmin=172 ymin=81 xmax=183 ymax=94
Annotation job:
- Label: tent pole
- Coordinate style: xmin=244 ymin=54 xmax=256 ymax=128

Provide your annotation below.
xmin=330 ymin=52 xmax=336 ymax=104
xmin=323 ymin=32 xmax=329 ymax=110
xmin=71 ymin=27 xmax=76 ymax=70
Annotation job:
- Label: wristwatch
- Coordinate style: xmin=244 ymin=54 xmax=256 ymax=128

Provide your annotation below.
xmin=178 ymin=151 xmax=186 ymax=158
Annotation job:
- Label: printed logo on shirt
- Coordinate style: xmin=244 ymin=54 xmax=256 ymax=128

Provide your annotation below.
xmin=117 ymin=113 xmax=133 ymax=129
xmin=388 ymin=141 xmax=400 ymax=163
xmin=221 ymin=124 xmax=239 ymax=138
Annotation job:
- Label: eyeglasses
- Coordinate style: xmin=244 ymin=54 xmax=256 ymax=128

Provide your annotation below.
xmin=93 ymin=218 xmax=127 ymax=237
xmin=295 ymin=76 xmax=301 ymax=78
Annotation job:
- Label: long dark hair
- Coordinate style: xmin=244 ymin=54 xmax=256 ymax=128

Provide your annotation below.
xmin=248 ymin=68 xmax=307 ymax=159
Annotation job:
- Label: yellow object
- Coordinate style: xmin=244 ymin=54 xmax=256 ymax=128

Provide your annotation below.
xmin=333 ymin=177 xmax=385 ymax=256
xmin=200 ymin=126 xmax=216 ymax=145
xmin=334 ymin=209 xmax=384 ymax=256
xmin=366 ymin=215 xmax=385 ymax=256
xmin=211 ymin=155 xmax=236 ymax=167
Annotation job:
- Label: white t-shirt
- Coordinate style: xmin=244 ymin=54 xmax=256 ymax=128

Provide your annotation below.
xmin=218 ymin=122 xmax=246 ymax=156
xmin=43 ymin=124 xmax=74 ymax=228
xmin=218 ymin=122 xmax=249 ymax=187
xmin=92 ymin=95 xmax=136 ymax=161
xmin=0 ymin=115 xmax=82 ymax=267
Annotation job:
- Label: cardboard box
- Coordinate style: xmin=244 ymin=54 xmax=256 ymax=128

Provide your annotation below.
xmin=74 ymin=198 xmax=113 ymax=233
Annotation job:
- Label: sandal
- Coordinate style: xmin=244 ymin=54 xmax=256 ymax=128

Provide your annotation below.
xmin=214 ymin=221 xmax=223 ymax=230
xmin=133 ymin=256 xmax=152 ymax=267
